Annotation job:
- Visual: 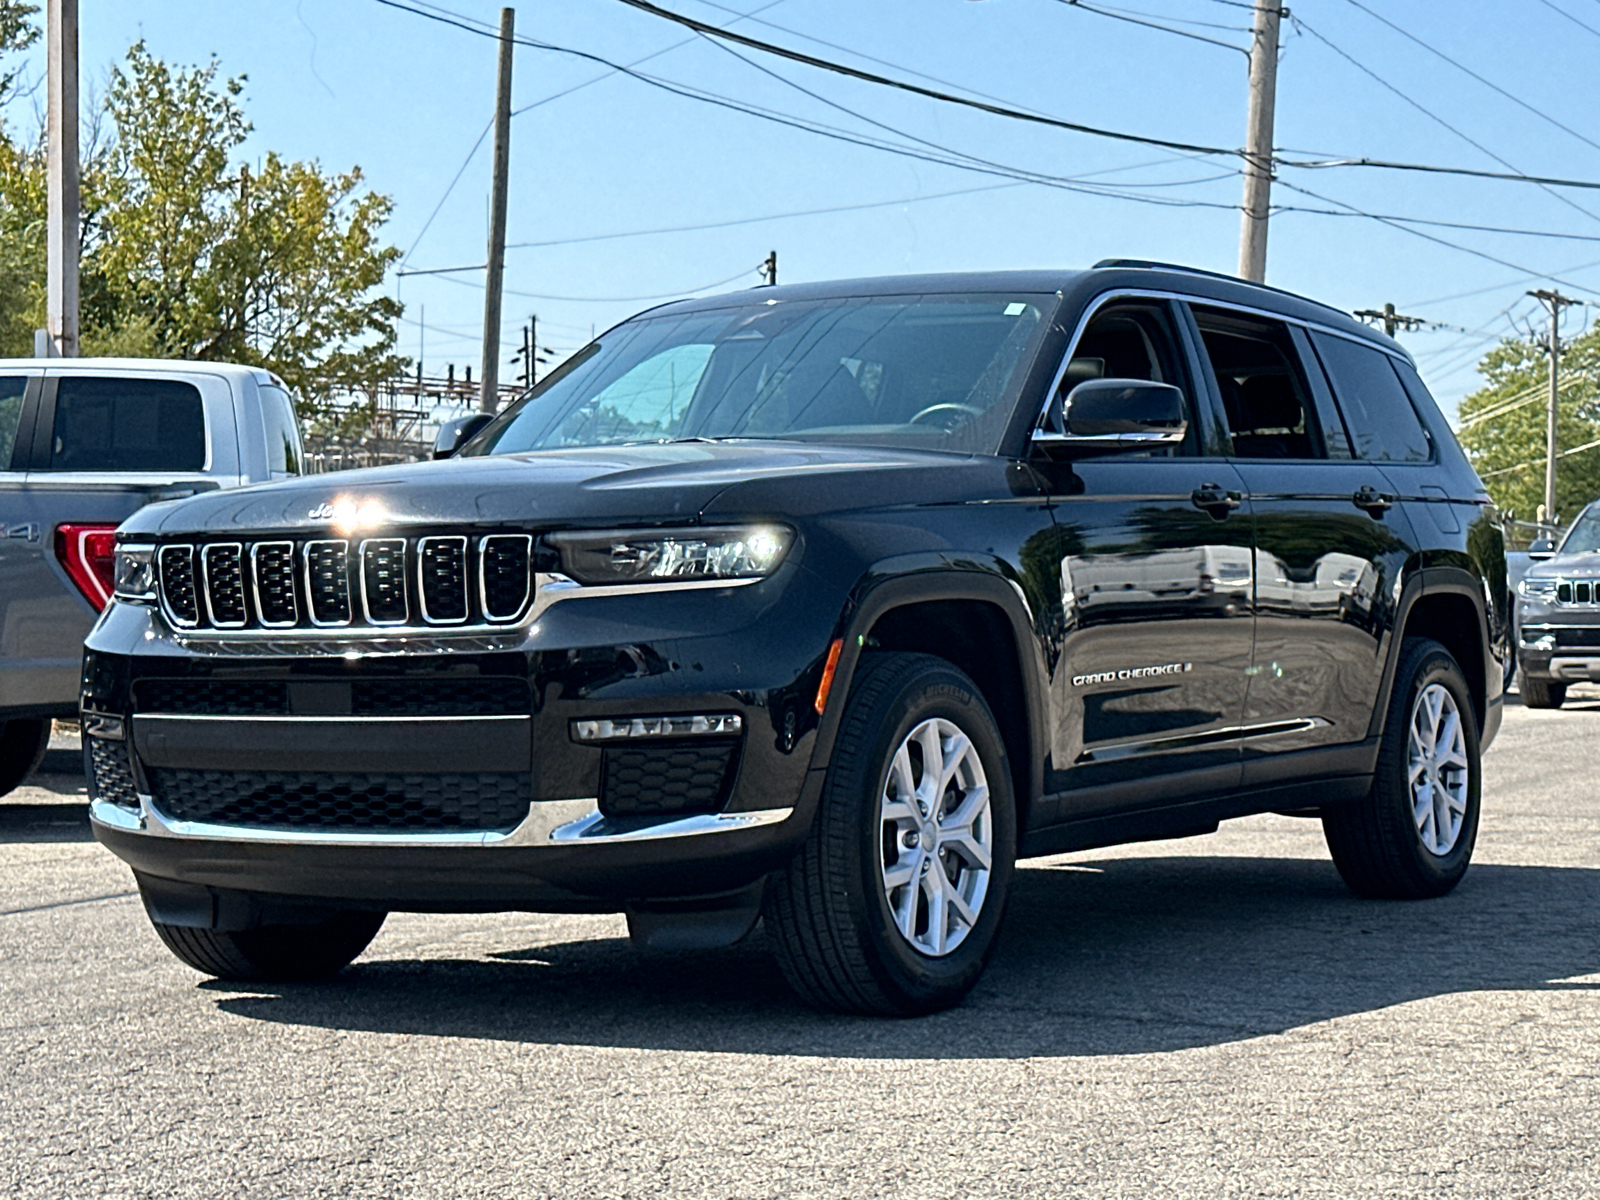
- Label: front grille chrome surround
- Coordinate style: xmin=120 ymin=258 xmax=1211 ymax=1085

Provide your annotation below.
xmin=157 ymin=544 xmax=199 ymax=628
xmin=358 ymin=538 xmax=409 ymax=625
xmin=479 ymin=534 xmax=533 ymax=623
xmin=200 ymin=543 xmax=247 ymax=628
xmin=250 ymin=541 xmax=299 ymax=627
xmin=418 ymin=536 xmax=469 ymax=625
xmin=304 ymin=540 xmax=352 ymax=627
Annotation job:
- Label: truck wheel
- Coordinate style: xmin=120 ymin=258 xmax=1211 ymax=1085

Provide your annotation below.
xmin=0 ymin=719 xmax=52 ymax=798
xmin=149 ymin=910 xmax=387 ymax=982
xmin=1521 ymin=677 xmax=1566 ymax=709
xmin=1323 ymin=638 xmax=1481 ymax=899
xmin=764 ymin=652 xmax=1016 ymax=1016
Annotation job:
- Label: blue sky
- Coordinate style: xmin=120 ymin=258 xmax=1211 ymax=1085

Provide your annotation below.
xmin=20 ymin=0 xmax=1600 ymax=420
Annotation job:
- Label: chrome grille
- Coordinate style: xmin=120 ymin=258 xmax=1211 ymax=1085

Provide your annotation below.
xmin=359 ymin=539 xmax=408 ymax=624
xmin=201 ymin=544 xmax=247 ymax=627
xmin=154 ymin=533 xmax=537 ymax=633
xmin=1555 ymin=579 xmax=1600 ymax=605
xmin=158 ymin=545 xmax=199 ymax=627
xmin=305 ymin=540 xmax=352 ymax=625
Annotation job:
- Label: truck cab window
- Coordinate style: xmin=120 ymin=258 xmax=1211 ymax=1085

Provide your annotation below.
xmin=0 ymin=377 xmax=25 ymax=469
xmin=44 ymin=377 xmax=205 ymax=473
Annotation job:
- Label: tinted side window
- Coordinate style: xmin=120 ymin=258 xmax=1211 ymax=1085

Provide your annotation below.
xmin=1190 ymin=307 xmax=1326 ymax=460
xmin=0 ymin=376 xmax=26 ymax=469
xmin=259 ymin=383 xmax=303 ymax=475
xmin=1309 ymin=332 xmax=1431 ymax=463
xmin=44 ymin=377 xmax=206 ymax=472
xmin=1056 ymin=301 xmax=1198 ymax=455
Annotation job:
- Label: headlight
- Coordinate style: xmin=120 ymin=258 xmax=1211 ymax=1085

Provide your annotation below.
xmin=1518 ymin=576 xmax=1559 ymax=600
xmin=548 ymin=525 xmax=793 ymax=586
xmin=112 ymin=543 xmax=157 ymax=603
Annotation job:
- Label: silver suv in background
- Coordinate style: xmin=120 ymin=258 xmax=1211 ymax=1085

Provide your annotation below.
xmin=0 ymin=359 xmax=304 ymax=794
xmin=1516 ymin=500 xmax=1600 ymax=707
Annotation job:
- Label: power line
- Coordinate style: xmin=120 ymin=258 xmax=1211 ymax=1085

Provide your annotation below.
xmin=425 ymin=261 xmax=766 ymax=303
xmin=1274 ymin=204 xmax=1600 ymax=244
xmin=1049 ymin=0 xmax=1249 ymax=55
xmin=1534 ymin=0 xmax=1600 ymax=42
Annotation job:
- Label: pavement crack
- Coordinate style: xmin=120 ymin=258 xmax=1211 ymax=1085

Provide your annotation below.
xmin=0 ymin=890 xmax=137 ymax=918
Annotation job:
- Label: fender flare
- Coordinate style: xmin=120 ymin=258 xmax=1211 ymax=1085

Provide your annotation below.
xmin=1368 ymin=564 xmax=1497 ymax=740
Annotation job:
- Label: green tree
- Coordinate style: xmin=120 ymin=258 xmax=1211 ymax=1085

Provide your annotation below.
xmin=0 ymin=37 xmax=403 ymax=411
xmin=1456 ymin=327 xmax=1600 ymax=524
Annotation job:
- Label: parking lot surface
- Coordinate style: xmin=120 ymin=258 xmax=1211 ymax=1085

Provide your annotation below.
xmin=5 ymin=698 xmax=1600 ymax=1199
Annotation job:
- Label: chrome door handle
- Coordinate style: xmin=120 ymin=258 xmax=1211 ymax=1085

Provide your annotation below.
xmin=1191 ymin=483 xmax=1242 ymax=516
xmin=1352 ymin=485 xmax=1394 ymax=515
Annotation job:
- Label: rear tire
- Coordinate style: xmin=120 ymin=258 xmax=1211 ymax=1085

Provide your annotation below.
xmin=1520 ymin=677 xmax=1566 ymax=709
xmin=764 ymin=652 xmax=1016 ymax=1016
xmin=149 ymin=910 xmax=386 ymax=982
xmin=0 ymin=719 xmax=52 ymax=799
xmin=1323 ymin=638 xmax=1481 ymax=899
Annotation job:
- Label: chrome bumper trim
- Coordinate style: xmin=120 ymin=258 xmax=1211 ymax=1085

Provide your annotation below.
xmin=89 ymin=795 xmax=793 ymax=848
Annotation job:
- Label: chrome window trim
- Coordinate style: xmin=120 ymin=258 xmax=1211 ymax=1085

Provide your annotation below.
xmin=302 ymin=539 xmax=352 ymax=627
xmin=417 ymin=534 xmax=470 ymax=626
xmin=156 ymin=543 xmax=199 ymax=629
xmin=90 ymin=792 xmax=793 ymax=847
xmin=200 ymin=542 xmax=247 ymax=629
xmin=358 ymin=537 xmax=410 ymax=626
xmin=1034 ymin=287 xmax=1417 ymax=436
xmin=249 ymin=540 xmax=299 ymax=628
xmin=478 ymin=533 xmax=533 ymax=623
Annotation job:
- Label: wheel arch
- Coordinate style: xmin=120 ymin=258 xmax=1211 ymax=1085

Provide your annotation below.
xmin=1372 ymin=567 xmax=1495 ymax=740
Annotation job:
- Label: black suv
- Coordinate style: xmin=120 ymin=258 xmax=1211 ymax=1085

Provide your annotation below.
xmin=84 ymin=262 xmax=1507 ymax=1015
xmin=1515 ymin=500 xmax=1600 ymax=707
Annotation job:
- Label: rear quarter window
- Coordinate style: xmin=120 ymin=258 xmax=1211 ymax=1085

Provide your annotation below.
xmin=1309 ymin=332 xmax=1431 ymax=463
xmin=258 ymin=383 xmax=304 ymax=475
xmin=0 ymin=376 xmax=26 ymax=469
xmin=43 ymin=377 xmax=206 ymax=472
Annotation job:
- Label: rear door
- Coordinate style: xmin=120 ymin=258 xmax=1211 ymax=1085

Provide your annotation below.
xmin=1038 ymin=296 xmax=1255 ymax=818
xmin=1184 ymin=305 xmax=1416 ymax=783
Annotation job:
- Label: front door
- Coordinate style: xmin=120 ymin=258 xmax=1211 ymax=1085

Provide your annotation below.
xmin=1037 ymin=298 xmax=1255 ymax=819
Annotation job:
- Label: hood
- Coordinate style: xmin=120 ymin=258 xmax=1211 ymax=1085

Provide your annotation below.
xmin=1524 ymin=550 xmax=1600 ymax=579
xmin=120 ymin=441 xmax=1002 ymax=537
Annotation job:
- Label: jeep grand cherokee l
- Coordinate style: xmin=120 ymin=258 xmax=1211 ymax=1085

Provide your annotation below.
xmin=83 ymin=262 xmax=1507 ymax=1015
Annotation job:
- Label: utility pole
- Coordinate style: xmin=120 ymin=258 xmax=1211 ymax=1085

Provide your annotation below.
xmin=1236 ymin=0 xmax=1281 ymax=284
xmin=40 ymin=0 xmax=79 ymax=357
xmin=1530 ymin=288 xmax=1581 ymax=526
xmin=1354 ymin=302 xmax=1428 ymax=339
xmin=529 ymin=314 xmax=538 ymax=386
xmin=479 ymin=7 xmax=515 ymax=414
xmin=761 ymin=250 xmax=778 ymax=286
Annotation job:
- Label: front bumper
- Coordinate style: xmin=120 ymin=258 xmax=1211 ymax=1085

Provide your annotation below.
xmin=1517 ymin=619 xmax=1600 ymax=682
xmin=84 ymin=565 xmax=841 ymax=911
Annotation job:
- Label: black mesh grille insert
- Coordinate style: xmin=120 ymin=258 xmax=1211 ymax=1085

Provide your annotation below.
xmin=1557 ymin=627 xmax=1600 ymax=647
xmin=306 ymin=540 xmax=351 ymax=624
xmin=148 ymin=769 xmax=531 ymax=832
xmin=253 ymin=542 xmax=298 ymax=625
xmin=134 ymin=678 xmax=290 ymax=715
xmin=361 ymin=539 xmax=408 ymax=623
xmin=350 ymin=677 xmax=529 ymax=716
xmin=600 ymin=741 xmax=737 ymax=817
xmin=202 ymin=544 xmax=247 ymax=626
xmin=481 ymin=535 xmax=532 ymax=621
xmin=419 ymin=536 xmax=468 ymax=623
xmin=88 ymin=737 xmax=140 ymax=810
xmin=159 ymin=545 xmax=199 ymax=626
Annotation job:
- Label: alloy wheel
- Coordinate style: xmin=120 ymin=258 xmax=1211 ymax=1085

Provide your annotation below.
xmin=1409 ymin=682 xmax=1470 ymax=857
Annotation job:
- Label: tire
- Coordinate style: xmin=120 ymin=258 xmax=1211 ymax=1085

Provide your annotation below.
xmin=149 ymin=909 xmax=387 ymax=982
xmin=0 ymin=718 xmax=52 ymax=799
xmin=1323 ymin=637 xmax=1481 ymax=899
xmin=1521 ymin=676 xmax=1566 ymax=709
xmin=764 ymin=652 xmax=1016 ymax=1016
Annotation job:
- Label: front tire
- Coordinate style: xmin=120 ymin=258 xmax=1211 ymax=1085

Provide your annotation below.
xmin=0 ymin=718 xmax=52 ymax=799
xmin=1323 ymin=637 xmax=1481 ymax=899
xmin=1521 ymin=676 xmax=1566 ymax=709
xmin=149 ymin=910 xmax=387 ymax=982
xmin=765 ymin=652 xmax=1016 ymax=1016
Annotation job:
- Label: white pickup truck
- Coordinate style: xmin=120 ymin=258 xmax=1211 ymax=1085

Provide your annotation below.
xmin=0 ymin=358 xmax=305 ymax=795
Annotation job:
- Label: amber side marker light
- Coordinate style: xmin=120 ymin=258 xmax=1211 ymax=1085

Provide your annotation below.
xmin=814 ymin=638 xmax=844 ymax=715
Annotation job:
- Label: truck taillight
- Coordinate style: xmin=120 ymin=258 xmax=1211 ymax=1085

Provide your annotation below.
xmin=55 ymin=524 xmax=119 ymax=612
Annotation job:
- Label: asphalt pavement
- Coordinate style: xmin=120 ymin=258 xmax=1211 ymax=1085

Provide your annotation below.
xmin=4 ymin=699 xmax=1600 ymax=1199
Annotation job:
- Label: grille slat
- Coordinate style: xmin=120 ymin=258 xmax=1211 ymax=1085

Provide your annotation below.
xmin=157 ymin=534 xmax=540 ymax=632
xmin=201 ymin=544 xmax=247 ymax=627
xmin=305 ymin=540 xmax=352 ymax=626
xmin=88 ymin=737 xmax=140 ymax=810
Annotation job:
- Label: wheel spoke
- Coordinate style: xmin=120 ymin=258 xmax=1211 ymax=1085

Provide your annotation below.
xmin=943 ymin=783 xmax=989 ymax=831
xmin=942 ymin=827 xmax=992 ymax=871
xmin=938 ymin=730 xmax=973 ymax=794
xmin=923 ymin=871 xmax=948 ymax=955
xmin=894 ymin=870 xmax=921 ymax=940
xmin=945 ymin=881 xmax=979 ymax=929
xmin=882 ymin=857 xmax=916 ymax=891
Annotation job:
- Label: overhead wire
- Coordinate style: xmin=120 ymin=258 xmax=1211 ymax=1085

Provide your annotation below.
xmin=1533 ymin=0 xmax=1600 ymax=42
xmin=1048 ymin=0 xmax=1249 ymax=55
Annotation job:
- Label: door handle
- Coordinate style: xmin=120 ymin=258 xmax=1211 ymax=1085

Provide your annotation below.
xmin=1352 ymin=485 xmax=1394 ymax=516
xmin=1191 ymin=483 xmax=1242 ymax=516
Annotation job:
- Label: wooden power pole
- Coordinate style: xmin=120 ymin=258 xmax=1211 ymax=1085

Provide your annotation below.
xmin=1530 ymin=289 xmax=1581 ymax=525
xmin=478 ymin=7 xmax=515 ymax=413
xmin=1237 ymin=0 xmax=1281 ymax=284
xmin=42 ymin=0 xmax=79 ymax=358
xmin=1354 ymin=303 xmax=1428 ymax=339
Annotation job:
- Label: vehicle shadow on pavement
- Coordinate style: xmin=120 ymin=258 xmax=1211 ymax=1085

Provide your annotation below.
xmin=0 ymin=804 xmax=91 ymax=843
xmin=210 ymin=855 xmax=1600 ymax=1057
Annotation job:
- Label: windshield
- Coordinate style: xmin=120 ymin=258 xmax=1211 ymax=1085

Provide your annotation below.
xmin=465 ymin=291 xmax=1054 ymax=456
xmin=1561 ymin=510 xmax=1600 ymax=554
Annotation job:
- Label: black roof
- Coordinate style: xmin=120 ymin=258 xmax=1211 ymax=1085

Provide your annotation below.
xmin=642 ymin=262 xmax=1401 ymax=357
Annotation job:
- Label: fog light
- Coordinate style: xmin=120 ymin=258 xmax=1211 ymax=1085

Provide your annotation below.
xmin=571 ymin=714 xmax=743 ymax=742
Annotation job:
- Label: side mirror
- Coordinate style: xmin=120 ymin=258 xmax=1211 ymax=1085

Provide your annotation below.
xmin=1034 ymin=378 xmax=1187 ymax=455
xmin=1528 ymin=536 xmax=1557 ymax=560
xmin=433 ymin=412 xmax=494 ymax=459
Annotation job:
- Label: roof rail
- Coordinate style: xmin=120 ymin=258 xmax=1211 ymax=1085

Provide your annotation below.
xmin=1090 ymin=258 xmax=1358 ymax=325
